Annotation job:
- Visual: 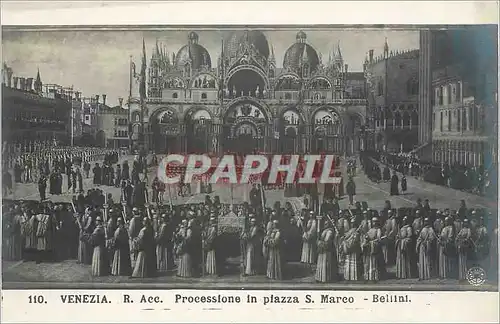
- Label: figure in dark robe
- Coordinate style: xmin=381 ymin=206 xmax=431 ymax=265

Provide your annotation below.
xmin=346 ymin=177 xmax=356 ymax=205
xmin=401 ymin=174 xmax=407 ymax=193
xmin=93 ymin=163 xmax=101 ymax=186
xmin=38 ymin=175 xmax=47 ymax=201
xmin=390 ymin=172 xmax=399 ymax=196
xmin=383 ymin=166 xmax=391 ymax=182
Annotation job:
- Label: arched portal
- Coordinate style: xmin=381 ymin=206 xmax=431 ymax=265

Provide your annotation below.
xmin=223 ymin=100 xmax=270 ymax=153
xmin=185 ymin=108 xmax=213 ymax=153
xmin=311 ymin=108 xmax=342 ymax=154
xmin=150 ymin=108 xmax=180 ymax=154
xmin=227 ymin=68 xmax=266 ymax=99
xmin=281 ymin=110 xmax=302 ymax=153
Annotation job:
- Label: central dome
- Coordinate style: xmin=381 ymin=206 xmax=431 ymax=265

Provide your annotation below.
xmin=175 ymin=32 xmax=212 ymax=70
xmin=283 ymin=31 xmax=320 ymax=73
xmin=224 ymin=30 xmax=270 ymax=60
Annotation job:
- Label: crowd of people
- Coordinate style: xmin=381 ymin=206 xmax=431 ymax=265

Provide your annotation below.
xmin=364 ymin=150 xmax=497 ymax=198
xmin=2 ymin=187 xmax=497 ymax=283
xmin=2 ymin=146 xmax=124 ymax=197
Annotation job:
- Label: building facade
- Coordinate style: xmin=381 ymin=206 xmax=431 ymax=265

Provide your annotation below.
xmin=129 ymin=30 xmax=369 ymax=156
xmin=96 ymin=105 xmax=129 ymax=149
xmin=364 ymin=40 xmax=419 ymax=152
xmin=420 ymin=27 xmax=498 ymax=168
xmin=1 ymin=64 xmax=76 ymax=150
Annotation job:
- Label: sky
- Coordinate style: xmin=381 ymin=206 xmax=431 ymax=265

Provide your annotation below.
xmin=2 ymin=28 xmax=419 ymax=106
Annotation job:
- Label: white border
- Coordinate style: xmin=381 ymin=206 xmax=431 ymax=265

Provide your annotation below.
xmin=1 ymin=1 xmax=499 ymax=26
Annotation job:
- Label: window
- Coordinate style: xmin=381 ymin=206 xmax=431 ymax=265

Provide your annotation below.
xmin=440 ymin=111 xmax=443 ymax=131
xmin=447 ymin=110 xmax=451 ymax=131
xmin=462 ymin=109 xmax=467 ymax=131
xmin=172 ymin=92 xmax=178 ymax=99
xmin=457 ymin=109 xmax=461 ymax=132
xmin=114 ymin=129 xmax=118 ymax=137
xmin=468 ymin=107 xmax=473 ymax=130
xmin=456 ymin=82 xmax=462 ymax=102
xmin=438 ymin=86 xmax=443 ymax=105
xmin=285 ymin=92 xmax=292 ymax=100
xmin=201 ymin=93 xmax=207 ymax=100
xmin=447 ymin=84 xmax=452 ymax=105
xmin=114 ymin=118 xmax=118 ymax=126
xmin=135 ymin=114 xmax=140 ymax=122
xmin=377 ymin=81 xmax=384 ymax=96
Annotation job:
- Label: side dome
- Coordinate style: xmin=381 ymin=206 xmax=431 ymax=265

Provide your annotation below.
xmin=174 ymin=31 xmax=212 ymax=70
xmin=283 ymin=31 xmax=320 ymax=73
xmin=224 ymin=30 xmax=270 ymax=60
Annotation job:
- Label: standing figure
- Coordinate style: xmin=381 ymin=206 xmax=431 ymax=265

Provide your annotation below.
xmin=455 ymin=219 xmax=474 ymax=281
xmin=315 ymin=218 xmax=337 ymax=282
xmin=265 ymin=220 xmax=284 ymax=280
xmin=177 ymin=219 xmax=194 ymax=278
xmin=84 ymin=217 xmax=110 ymax=277
xmin=346 ymin=177 xmax=356 ymax=205
xmin=78 ymin=208 xmax=94 ymax=265
xmin=111 ymin=218 xmax=132 ymax=276
xmin=128 ymin=208 xmax=143 ymax=265
xmin=395 ymin=216 xmax=413 ymax=279
xmin=131 ymin=218 xmax=157 ymax=278
xmin=93 ymin=163 xmax=101 ymax=185
xmin=382 ymin=210 xmax=398 ymax=266
xmin=400 ymin=174 xmax=407 ymax=194
xmin=416 ymin=218 xmax=437 ymax=280
xmin=390 ymin=172 xmax=399 ymax=196
xmin=155 ymin=216 xmax=171 ymax=272
xmin=342 ymin=218 xmax=363 ymax=281
xmin=438 ymin=217 xmax=456 ymax=279
xmin=244 ymin=218 xmax=263 ymax=276
xmin=204 ymin=217 xmax=218 ymax=276
xmin=362 ymin=217 xmax=386 ymax=282
xmin=335 ymin=211 xmax=350 ymax=274
xmin=300 ymin=211 xmax=317 ymax=267
xmin=38 ymin=175 xmax=47 ymax=201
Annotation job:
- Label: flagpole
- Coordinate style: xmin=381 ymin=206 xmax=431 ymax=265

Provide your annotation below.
xmin=128 ymin=55 xmax=133 ymax=153
xmin=71 ymin=100 xmax=74 ymax=147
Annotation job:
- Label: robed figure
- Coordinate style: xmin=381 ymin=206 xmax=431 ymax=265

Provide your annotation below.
xmin=416 ymin=219 xmax=437 ymax=280
xmin=155 ymin=217 xmax=171 ymax=272
xmin=111 ymin=218 xmax=132 ymax=276
xmin=390 ymin=172 xmax=399 ymax=196
xmin=82 ymin=217 xmax=110 ymax=277
xmin=35 ymin=212 xmax=57 ymax=262
xmin=315 ymin=219 xmax=337 ymax=282
xmin=77 ymin=209 xmax=94 ymax=265
xmin=177 ymin=220 xmax=194 ymax=278
xmin=300 ymin=213 xmax=317 ymax=266
xmin=401 ymin=175 xmax=407 ymax=193
xmin=437 ymin=217 xmax=456 ymax=279
xmin=382 ymin=212 xmax=398 ymax=265
xmin=244 ymin=218 xmax=264 ymax=276
xmin=395 ymin=217 xmax=413 ymax=279
xmin=204 ymin=218 xmax=218 ymax=276
xmin=456 ymin=220 xmax=474 ymax=281
xmin=21 ymin=211 xmax=38 ymax=260
xmin=265 ymin=220 xmax=284 ymax=280
xmin=362 ymin=218 xmax=386 ymax=281
xmin=342 ymin=219 xmax=363 ymax=281
xmin=335 ymin=213 xmax=350 ymax=273
xmin=131 ymin=218 xmax=157 ymax=278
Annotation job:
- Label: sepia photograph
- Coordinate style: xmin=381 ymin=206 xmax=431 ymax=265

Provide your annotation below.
xmin=0 ymin=3 xmax=498 ymax=322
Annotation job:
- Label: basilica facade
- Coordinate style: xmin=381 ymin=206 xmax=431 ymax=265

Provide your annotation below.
xmin=128 ymin=30 xmax=367 ymax=155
